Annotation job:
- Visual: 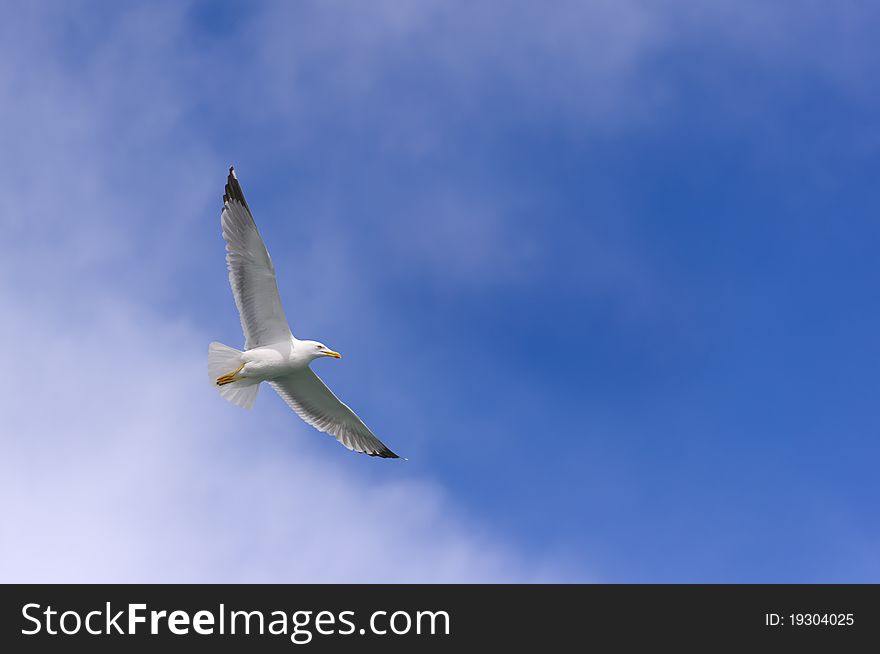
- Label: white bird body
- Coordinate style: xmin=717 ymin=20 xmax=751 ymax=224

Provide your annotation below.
xmin=238 ymin=338 xmax=315 ymax=379
xmin=208 ymin=167 xmax=400 ymax=458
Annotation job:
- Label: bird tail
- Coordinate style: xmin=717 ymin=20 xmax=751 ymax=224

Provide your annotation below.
xmin=208 ymin=341 xmax=260 ymax=409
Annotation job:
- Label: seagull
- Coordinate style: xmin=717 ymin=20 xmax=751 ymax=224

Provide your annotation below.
xmin=208 ymin=167 xmax=400 ymax=458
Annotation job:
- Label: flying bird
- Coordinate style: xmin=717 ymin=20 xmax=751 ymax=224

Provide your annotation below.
xmin=208 ymin=167 xmax=400 ymax=458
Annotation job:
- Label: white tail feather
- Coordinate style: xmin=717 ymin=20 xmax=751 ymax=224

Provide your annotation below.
xmin=208 ymin=341 xmax=259 ymax=409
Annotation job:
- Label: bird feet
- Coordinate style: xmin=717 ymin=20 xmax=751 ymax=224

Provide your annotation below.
xmin=216 ymin=363 xmax=245 ymax=386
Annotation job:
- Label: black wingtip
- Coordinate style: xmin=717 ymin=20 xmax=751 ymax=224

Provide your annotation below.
xmin=370 ymin=447 xmax=402 ymax=459
xmin=223 ymin=166 xmax=250 ymax=211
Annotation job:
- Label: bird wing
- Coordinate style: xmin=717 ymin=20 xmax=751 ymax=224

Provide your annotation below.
xmin=221 ymin=167 xmax=293 ymax=349
xmin=270 ymin=369 xmax=400 ymax=458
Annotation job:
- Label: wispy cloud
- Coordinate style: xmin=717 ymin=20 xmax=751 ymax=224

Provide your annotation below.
xmin=0 ymin=281 xmax=569 ymax=582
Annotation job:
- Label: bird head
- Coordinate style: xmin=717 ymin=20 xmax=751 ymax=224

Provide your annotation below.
xmin=305 ymin=340 xmax=342 ymax=361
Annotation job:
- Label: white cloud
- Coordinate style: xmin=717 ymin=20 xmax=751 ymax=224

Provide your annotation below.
xmin=0 ymin=283 xmax=568 ymax=582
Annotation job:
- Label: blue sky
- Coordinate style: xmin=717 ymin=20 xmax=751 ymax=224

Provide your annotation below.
xmin=1 ymin=1 xmax=879 ymax=582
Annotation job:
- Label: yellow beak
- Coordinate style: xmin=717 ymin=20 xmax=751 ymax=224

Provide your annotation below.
xmin=323 ymin=350 xmax=342 ymax=359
